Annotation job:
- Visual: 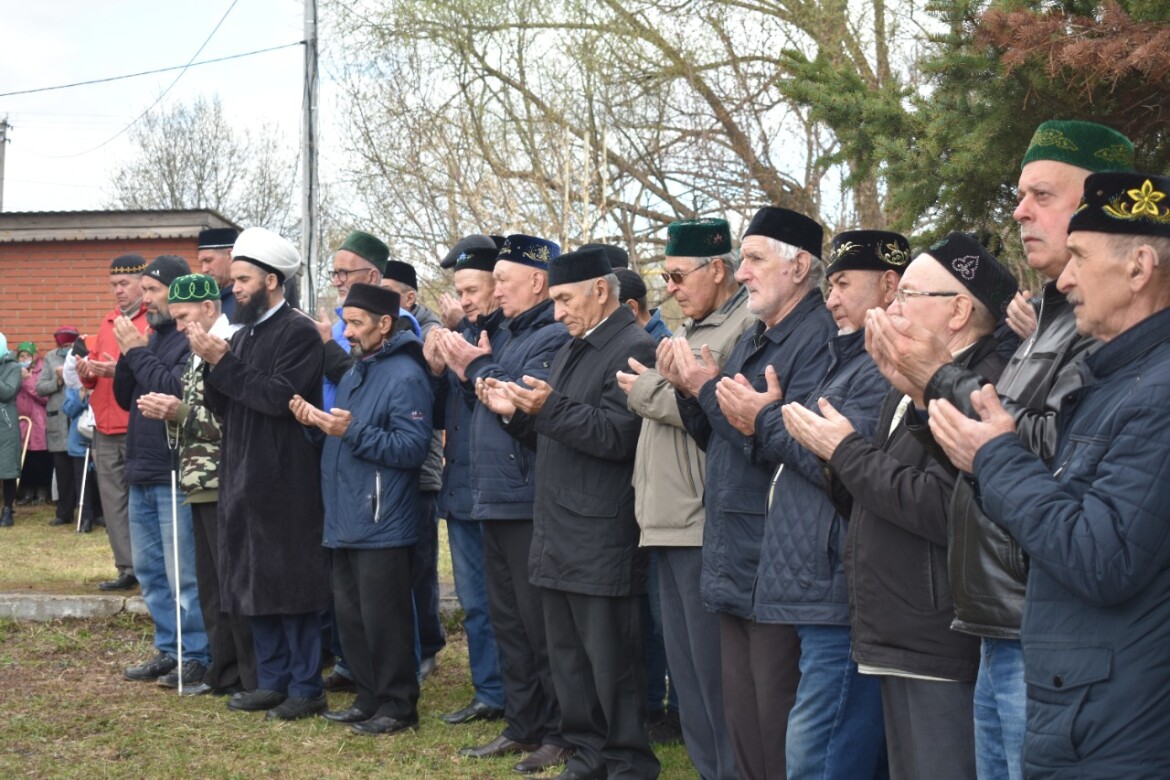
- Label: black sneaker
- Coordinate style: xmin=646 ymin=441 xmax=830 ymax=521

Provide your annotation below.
xmin=124 ymin=652 xmax=177 ymax=682
xmin=157 ymin=660 xmax=208 ymax=689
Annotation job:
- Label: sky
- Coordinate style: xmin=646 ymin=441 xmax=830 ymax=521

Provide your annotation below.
xmin=0 ymin=0 xmax=309 ymax=213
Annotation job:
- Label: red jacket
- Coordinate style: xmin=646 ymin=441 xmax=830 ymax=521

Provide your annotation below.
xmin=81 ymin=303 xmax=149 ymax=435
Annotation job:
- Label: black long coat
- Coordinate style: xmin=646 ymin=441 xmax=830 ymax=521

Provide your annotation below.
xmin=204 ymin=303 xmax=329 ymax=616
xmin=508 ymin=305 xmax=657 ymax=597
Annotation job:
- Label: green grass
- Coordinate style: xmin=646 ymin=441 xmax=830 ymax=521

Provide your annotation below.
xmin=0 ymin=507 xmax=698 ymax=778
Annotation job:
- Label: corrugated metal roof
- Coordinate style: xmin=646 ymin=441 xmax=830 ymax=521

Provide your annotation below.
xmin=0 ymin=209 xmax=241 ymax=244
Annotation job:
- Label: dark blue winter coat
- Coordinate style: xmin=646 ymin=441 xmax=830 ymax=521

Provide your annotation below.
xmin=465 ymin=299 xmax=570 ymax=521
xmin=644 ymin=309 xmax=672 ymax=341
xmin=678 ymin=289 xmax=836 ymax=619
xmin=320 ymin=331 xmax=433 ymax=549
xmin=436 ymin=309 xmax=506 ymax=521
xmin=113 ymin=320 xmax=189 ymax=485
xmin=753 ymin=329 xmax=889 ymax=625
xmin=974 ymin=307 xmax=1170 ymax=777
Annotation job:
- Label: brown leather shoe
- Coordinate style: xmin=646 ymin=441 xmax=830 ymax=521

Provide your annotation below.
xmin=459 ymin=734 xmax=539 ymax=759
xmin=512 ymin=744 xmax=574 ymax=774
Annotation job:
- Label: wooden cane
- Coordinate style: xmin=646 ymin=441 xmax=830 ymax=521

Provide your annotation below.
xmin=16 ymin=416 xmax=31 ymax=494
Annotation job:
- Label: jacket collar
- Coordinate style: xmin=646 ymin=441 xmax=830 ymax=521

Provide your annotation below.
xmin=1085 ymin=306 xmax=1170 ymax=380
xmin=755 ymin=288 xmax=825 ymax=346
xmin=829 ymin=328 xmax=867 ymax=363
xmin=693 ymin=285 xmax=747 ymax=329
xmin=580 ymin=304 xmax=636 ymax=351
xmin=506 ymin=297 xmax=556 ymax=333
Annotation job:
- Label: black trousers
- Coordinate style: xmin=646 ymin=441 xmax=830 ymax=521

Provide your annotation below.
xmin=332 ymin=546 xmax=418 ymax=719
xmin=191 ymin=502 xmax=256 ymax=691
xmin=542 ymin=588 xmax=660 ymax=779
xmin=51 ymin=452 xmax=77 ymax=521
xmin=483 ymin=520 xmax=565 ymax=746
xmin=719 ymin=613 xmax=801 ymax=780
xmin=410 ymin=491 xmax=446 ymax=659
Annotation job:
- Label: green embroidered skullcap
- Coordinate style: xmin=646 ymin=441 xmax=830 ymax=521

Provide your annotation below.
xmin=337 ymin=230 xmax=390 ymax=274
xmin=16 ymin=342 xmax=35 ymax=355
xmin=1068 ymin=172 xmax=1170 ymax=239
xmin=1020 ymin=120 xmax=1134 ymax=173
xmin=168 ymin=274 xmax=221 ymax=304
xmin=665 ymin=218 xmax=732 ymax=258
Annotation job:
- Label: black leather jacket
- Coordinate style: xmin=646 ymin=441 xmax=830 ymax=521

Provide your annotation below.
xmin=923 ymin=283 xmax=1096 ymax=638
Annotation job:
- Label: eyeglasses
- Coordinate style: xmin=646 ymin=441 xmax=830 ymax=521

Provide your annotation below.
xmin=330 ymin=267 xmax=375 ymax=283
xmin=893 ymin=289 xmax=960 ymax=304
xmin=660 ymin=264 xmax=710 ymax=285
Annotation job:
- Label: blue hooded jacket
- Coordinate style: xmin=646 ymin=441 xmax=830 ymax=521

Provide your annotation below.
xmin=319 ymin=330 xmax=433 ymax=549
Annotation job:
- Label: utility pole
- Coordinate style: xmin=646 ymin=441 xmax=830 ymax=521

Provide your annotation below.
xmin=0 ymin=117 xmax=10 ymax=212
xmin=300 ymin=0 xmax=320 ymax=309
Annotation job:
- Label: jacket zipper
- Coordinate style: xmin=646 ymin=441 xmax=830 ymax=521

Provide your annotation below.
xmin=374 ymin=469 xmax=382 ymax=522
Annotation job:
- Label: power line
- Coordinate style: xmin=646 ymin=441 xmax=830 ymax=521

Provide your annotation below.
xmin=0 ymin=42 xmax=303 ymax=99
xmin=35 ymin=0 xmax=246 ymax=159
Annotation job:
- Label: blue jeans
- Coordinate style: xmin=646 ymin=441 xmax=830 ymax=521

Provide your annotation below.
xmin=974 ymin=638 xmax=1025 ymax=780
xmin=128 ymin=483 xmax=208 ymax=664
xmin=788 ymin=624 xmax=886 ymax=780
xmin=447 ymin=517 xmax=504 ymax=708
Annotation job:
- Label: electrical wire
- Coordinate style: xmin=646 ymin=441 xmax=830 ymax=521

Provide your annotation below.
xmin=0 ymin=42 xmax=303 ymax=100
xmin=34 ymin=0 xmax=247 ymax=159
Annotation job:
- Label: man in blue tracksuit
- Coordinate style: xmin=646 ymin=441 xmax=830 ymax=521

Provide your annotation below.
xmin=292 ymin=282 xmax=433 ymax=737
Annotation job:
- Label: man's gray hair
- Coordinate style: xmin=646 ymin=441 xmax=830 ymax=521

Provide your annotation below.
xmin=762 ymin=236 xmax=823 ymax=289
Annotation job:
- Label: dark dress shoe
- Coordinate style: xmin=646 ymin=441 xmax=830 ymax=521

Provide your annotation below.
xmin=351 ymin=713 xmax=419 ymax=735
xmin=322 ymin=670 xmax=357 ymax=693
xmin=513 ymin=744 xmax=574 ymax=774
xmin=459 ymin=735 xmax=540 ymax=759
xmin=440 ymin=698 xmax=504 ymax=725
xmin=265 ymin=694 xmax=327 ymax=721
xmin=49 ymin=516 xmax=69 ymax=526
xmin=79 ymin=516 xmax=93 ymax=533
xmin=99 ymin=573 xmax=138 ymax=591
xmin=123 ymin=652 xmax=177 ymax=681
xmin=228 ymin=689 xmax=287 ymax=712
xmin=0 ymin=507 xmax=13 ymax=527
xmin=210 ymin=684 xmax=243 ymax=697
xmin=322 ymin=707 xmax=371 ymax=724
xmin=93 ymin=516 xmax=106 ymax=527
xmin=178 ymin=682 xmax=213 ymax=697
xmin=157 ymin=660 xmax=208 ymax=689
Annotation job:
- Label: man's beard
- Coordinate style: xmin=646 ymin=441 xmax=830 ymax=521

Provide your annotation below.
xmin=232 ymin=293 xmax=268 ymax=325
xmin=146 ymin=310 xmax=172 ymax=328
xmin=349 ymin=341 xmax=365 ymax=359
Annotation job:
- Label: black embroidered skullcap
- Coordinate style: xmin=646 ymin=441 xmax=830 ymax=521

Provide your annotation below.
xmin=825 ymin=230 xmax=911 ymax=277
xmin=926 ymin=232 xmax=1019 ymax=321
xmin=1068 ymin=172 xmax=1170 ymax=240
xmin=579 ymin=243 xmax=629 ymax=269
xmin=110 ymin=254 xmax=148 ymax=275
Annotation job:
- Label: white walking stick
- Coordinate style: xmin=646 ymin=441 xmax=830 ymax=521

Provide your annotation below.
xmin=168 ymin=426 xmax=183 ymax=695
xmin=75 ymin=446 xmax=90 ymax=533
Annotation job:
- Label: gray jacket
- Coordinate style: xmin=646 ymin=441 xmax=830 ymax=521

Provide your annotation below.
xmin=413 ymin=302 xmax=445 ymax=493
xmin=36 ymin=347 xmax=70 ymax=452
xmin=627 ymin=286 xmax=752 ymax=547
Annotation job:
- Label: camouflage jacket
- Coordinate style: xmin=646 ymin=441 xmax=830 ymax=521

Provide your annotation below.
xmin=169 ymin=315 xmax=236 ymax=499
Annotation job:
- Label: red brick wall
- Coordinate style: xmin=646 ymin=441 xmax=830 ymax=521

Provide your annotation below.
xmin=0 ymin=238 xmax=199 ymax=353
